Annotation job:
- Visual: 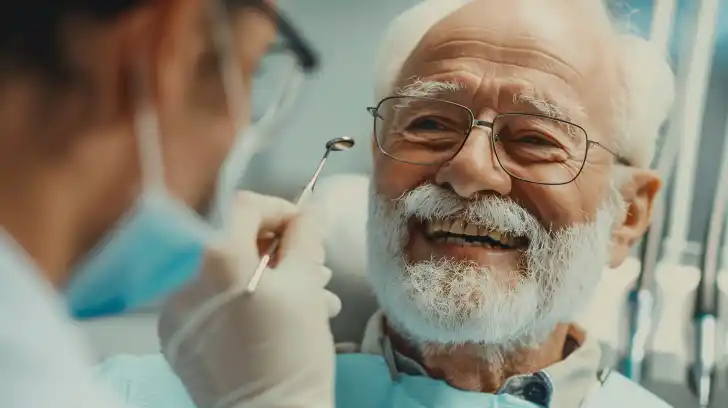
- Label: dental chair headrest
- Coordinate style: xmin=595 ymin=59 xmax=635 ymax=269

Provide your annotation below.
xmin=306 ymin=174 xmax=378 ymax=343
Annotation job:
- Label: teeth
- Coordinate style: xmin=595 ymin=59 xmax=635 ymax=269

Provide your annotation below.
xmin=442 ymin=219 xmax=453 ymax=232
xmin=428 ymin=220 xmax=438 ymax=234
xmin=426 ymin=218 xmax=520 ymax=247
xmin=442 ymin=236 xmax=497 ymax=247
xmin=449 ymin=220 xmax=464 ymax=235
xmin=464 ymin=223 xmax=478 ymax=236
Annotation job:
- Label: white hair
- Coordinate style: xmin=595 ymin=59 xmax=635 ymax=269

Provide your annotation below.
xmin=373 ymin=0 xmax=675 ymax=168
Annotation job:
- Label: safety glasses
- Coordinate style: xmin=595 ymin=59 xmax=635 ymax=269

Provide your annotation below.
xmin=226 ymin=0 xmax=318 ymax=73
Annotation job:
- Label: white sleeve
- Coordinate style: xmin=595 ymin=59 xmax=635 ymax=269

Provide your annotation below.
xmin=0 ymin=304 xmax=130 ymax=408
xmin=0 ymin=231 xmax=127 ymax=408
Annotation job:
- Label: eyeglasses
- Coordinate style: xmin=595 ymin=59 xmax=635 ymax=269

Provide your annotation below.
xmin=219 ymin=0 xmax=319 ymax=124
xmin=225 ymin=0 xmax=317 ymax=71
xmin=237 ymin=0 xmax=318 ymax=72
xmin=367 ymin=96 xmax=629 ymax=185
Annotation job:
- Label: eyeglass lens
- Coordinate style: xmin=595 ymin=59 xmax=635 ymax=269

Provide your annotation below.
xmin=218 ymin=0 xmax=315 ymax=124
xmin=373 ymin=96 xmax=590 ymax=185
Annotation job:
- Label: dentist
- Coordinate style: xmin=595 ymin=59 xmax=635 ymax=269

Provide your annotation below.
xmin=0 ymin=1 xmax=338 ymax=408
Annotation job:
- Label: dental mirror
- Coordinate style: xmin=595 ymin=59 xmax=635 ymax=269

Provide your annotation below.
xmin=245 ymin=136 xmax=356 ymax=294
xmin=326 ymin=136 xmax=355 ymax=152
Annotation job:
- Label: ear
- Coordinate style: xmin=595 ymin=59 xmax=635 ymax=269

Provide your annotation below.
xmin=610 ymin=168 xmax=662 ymax=268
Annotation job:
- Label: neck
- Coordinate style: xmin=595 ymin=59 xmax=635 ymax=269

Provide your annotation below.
xmin=386 ymin=321 xmax=573 ymax=393
xmin=0 ymin=151 xmax=135 ymax=286
xmin=0 ymin=169 xmax=81 ymax=284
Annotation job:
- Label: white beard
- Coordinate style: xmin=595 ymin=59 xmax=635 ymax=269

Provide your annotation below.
xmin=366 ymin=182 xmax=624 ymax=351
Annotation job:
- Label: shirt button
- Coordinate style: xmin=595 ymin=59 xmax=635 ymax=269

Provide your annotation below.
xmin=523 ymin=382 xmax=548 ymax=405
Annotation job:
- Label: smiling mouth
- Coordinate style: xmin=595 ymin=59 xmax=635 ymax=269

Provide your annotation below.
xmin=423 ymin=219 xmax=529 ymax=249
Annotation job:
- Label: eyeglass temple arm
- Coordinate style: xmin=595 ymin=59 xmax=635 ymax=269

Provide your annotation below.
xmin=257 ymin=2 xmax=318 ymax=72
xmin=590 ymin=141 xmax=631 ymax=166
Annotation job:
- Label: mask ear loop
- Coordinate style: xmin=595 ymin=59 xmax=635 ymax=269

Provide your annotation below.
xmin=256 ymin=56 xmax=304 ymax=134
xmin=214 ymin=0 xmax=245 ymax=132
xmin=207 ymin=0 xmax=251 ymax=232
xmin=211 ymin=20 xmax=305 ymax=228
xmin=212 ymin=58 xmax=305 ymax=228
xmin=132 ymin=66 xmax=167 ymax=192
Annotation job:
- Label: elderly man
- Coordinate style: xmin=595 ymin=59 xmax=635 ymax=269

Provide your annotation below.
xmin=97 ymin=0 xmax=675 ymax=407
xmin=354 ymin=0 xmax=674 ymax=405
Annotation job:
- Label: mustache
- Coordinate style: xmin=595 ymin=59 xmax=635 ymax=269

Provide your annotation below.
xmin=392 ymin=184 xmax=547 ymax=241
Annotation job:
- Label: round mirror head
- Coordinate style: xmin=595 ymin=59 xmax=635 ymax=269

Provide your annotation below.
xmin=326 ymin=136 xmax=355 ymax=152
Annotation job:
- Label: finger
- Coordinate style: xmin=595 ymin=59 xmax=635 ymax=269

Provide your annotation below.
xmin=298 ymin=265 xmax=333 ymax=288
xmin=277 ymin=202 xmax=327 ymax=266
xmin=258 ymin=238 xmax=281 ymax=267
xmin=324 ymin=290 xmax=342 ymax=318
xmin=230 ymin=191 xmax=297 ymax=264
xmin=318 ymin=265 xmax=333 ymax=286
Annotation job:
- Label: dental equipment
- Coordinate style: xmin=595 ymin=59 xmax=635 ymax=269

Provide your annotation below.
xmin=690 ymin=162 xmax=726 ymax=407
xmin=244 ymin=136 xmax=356 ymax=294
xmin=625 ymin=0 xmax=717 ymax=384
xmin=690 ymin=100 xmax=728 ymax=408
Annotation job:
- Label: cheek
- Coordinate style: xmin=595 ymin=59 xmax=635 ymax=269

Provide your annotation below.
xmin=161 ymin=117 xmax=236 ymax=206
xmin=373 ymin=152 xmax=437 ymax=199
xmin=516 ymin=175 xmax=611 ymax=228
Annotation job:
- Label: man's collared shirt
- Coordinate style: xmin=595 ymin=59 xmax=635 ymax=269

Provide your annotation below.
xmin=341 ymin=310 xmax=604 ymax=408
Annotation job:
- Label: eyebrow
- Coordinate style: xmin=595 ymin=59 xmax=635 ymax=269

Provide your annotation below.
xmin=397 ymin=79 xmax=464 ymax=98
xmin=512 ymin=91 xmax=585 ymax=123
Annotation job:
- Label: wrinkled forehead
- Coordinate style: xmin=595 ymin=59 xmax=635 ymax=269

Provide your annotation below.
xmin=393 ymin=0 xmax=619 ymax=129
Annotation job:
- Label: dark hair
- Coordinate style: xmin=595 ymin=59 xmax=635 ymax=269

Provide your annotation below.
xmin=0 ymin=1 xmax=141 ymax=81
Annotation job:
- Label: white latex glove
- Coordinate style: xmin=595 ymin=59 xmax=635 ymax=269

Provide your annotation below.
xmin=158 ymin=192 xmax=341 ymax=408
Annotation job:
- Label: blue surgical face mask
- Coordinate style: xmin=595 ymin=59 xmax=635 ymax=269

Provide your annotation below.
xmin=65 ymin=19 xmax=302 ymax=320
xmin=66 ymin=102 xmax=263 ymax=318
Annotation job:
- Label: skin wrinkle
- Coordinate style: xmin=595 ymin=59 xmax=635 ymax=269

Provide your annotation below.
xmin=404 ymin=60 xmax=588 ymax=124
xmin=400 ymin=9 xmax=619 ymax=136
xmin=427 ymin=37 xmax=582 ymax=84
xmin=397 ymin=42 xmax=596 ymax=133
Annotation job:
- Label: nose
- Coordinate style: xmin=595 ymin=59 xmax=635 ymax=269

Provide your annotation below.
xmin=435 ymin=127 xmax=512 ymax=199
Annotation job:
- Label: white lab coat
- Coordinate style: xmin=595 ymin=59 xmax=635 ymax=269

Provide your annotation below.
xmin=0 ymin=231 xmax=124 ymax=408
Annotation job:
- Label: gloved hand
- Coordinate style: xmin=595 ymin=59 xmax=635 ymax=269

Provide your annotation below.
xmin=158 ymin=191 xmax=341 ymax=408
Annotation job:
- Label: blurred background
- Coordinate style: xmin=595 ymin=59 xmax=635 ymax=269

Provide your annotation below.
xmin=81 ymin=0 xmax=728 ymax=406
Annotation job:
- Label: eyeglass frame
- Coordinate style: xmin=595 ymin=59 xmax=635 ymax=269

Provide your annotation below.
xmin=367 ymin=96 xmax=631 ymax=186
xmin=225 ymin=0 xmax=319 ymax=73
